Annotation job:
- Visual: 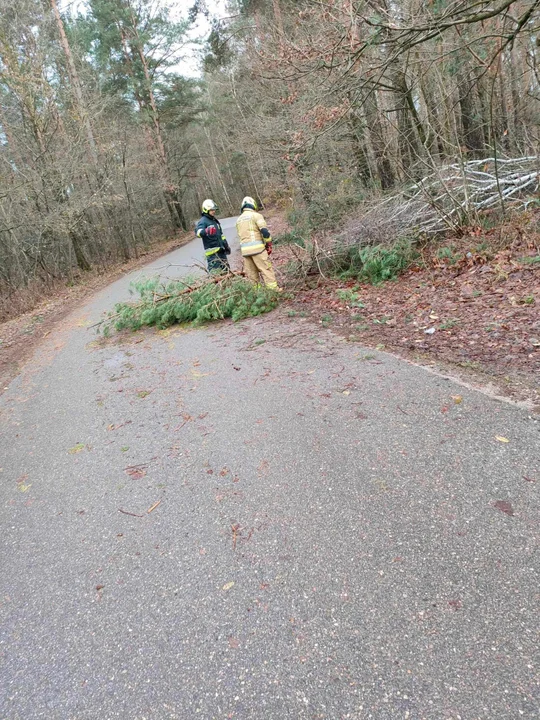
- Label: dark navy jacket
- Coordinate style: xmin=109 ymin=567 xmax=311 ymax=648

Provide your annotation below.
xmin=195 ymin=213 xmax=230 ymax=256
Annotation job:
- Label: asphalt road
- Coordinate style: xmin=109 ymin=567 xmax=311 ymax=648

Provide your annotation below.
xmin=1 ymin=218 xmax=539 ymax=719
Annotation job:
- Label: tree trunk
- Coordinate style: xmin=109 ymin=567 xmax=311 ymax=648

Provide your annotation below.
xmin=122 ymin=8 xmax=184 ymax=229
xmin=50 ymin=0 xmax=99 ymax=168
xmin=457 ymin=71 xmax=485 ymax=156
xmin=420 ymin=76 xmax=445 ymax=158
xmin=392 ymin=68 xmax=423 ymax=178
xmin=347 ymin=105 xmax=373 ymax=186
xmin=164 ymin=189 xmax=188 ymax=231
xmin=497 ymin=58 xmax=511 ymax=151
xmin=203 ymin=126 xmax=234 ymax=214
xmin=508 ymin=48 xmax=525 ymax=153
xmin=363 ymin=88 xmax=395 ymax=190
xmin=272 ymin=0 xmax=284 ymax=36
xmin=69 ymin=229 xmax=92 ymax=272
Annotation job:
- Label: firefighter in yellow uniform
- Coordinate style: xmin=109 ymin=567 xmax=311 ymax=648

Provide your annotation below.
xmin=235 ymin=197 xmax=280 ymax=290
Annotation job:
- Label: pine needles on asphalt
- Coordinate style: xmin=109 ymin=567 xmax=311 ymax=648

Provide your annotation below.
xmin=98 ymin=273 xmax=281 ymax=335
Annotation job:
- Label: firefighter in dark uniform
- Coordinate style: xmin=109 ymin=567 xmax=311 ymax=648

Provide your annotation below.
xmin=195 ymin=199 xmax=231 ymax=273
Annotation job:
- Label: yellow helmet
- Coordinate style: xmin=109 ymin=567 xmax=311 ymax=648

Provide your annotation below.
xmin=241 ymin=196 xmax=257 ymax=211
xmin=202 ymin=199 xmax=218 ymax=213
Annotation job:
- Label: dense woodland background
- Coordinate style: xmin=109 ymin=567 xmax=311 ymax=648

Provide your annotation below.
xmin=1 ymin=0 xmax=539 ymax=316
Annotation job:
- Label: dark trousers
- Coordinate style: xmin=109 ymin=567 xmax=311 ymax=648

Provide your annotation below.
xmin=207 ymin=251 xmax=230 ymax=274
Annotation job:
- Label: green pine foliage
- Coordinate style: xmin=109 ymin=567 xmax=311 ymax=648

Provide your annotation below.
xmin=100 ymin=275 xmax=281 ymax=335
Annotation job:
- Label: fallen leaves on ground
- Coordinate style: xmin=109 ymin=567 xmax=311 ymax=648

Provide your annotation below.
xmin=283 ymin=223 xmax=539 ymax=405
xmin=493 ymin=500 xmax=515 ymax=516
xmin=125 ymin=467 xmax=146 ymax=479
xmin=16 ymin=473 xmax=32 ymax=492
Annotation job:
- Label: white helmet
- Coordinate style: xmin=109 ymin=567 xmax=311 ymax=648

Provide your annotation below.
xmin=241 ymin=196 xmax=257 ymax=211
xmin=202 ymin=198 xmax=218 ymax=213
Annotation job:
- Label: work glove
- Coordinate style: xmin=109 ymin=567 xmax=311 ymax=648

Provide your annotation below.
xmin=223 ymin=238 xmax=231 ymax=255
xmin=206 ymin=225 xmax=217 ymax=237
xmin=265 ymin=241 xmax=273 ymax=256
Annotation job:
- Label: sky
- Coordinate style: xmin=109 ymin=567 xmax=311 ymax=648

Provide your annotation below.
xmin=59 ymin=0 xmax=229 ymax=77
xmin=174 ymin=0 xmax=228 ymax=77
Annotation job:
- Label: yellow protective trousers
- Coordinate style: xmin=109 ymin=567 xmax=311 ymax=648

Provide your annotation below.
xmin=243 ymin=250 xmax=278 ymax=289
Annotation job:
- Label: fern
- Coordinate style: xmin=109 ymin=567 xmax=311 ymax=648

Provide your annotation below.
xmin=332 ymin=239 xmax=416 ymax=284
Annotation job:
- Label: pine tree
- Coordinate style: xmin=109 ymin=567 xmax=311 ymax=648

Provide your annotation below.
xmin=84 ymin=0 xmax=194 ymax=229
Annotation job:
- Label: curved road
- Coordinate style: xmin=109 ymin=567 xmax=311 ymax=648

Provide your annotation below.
xmin=1 ymin=219 xmax=539 ymax=719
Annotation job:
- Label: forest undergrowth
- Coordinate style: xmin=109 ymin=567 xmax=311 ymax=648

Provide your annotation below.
xmin=273 ymin=203 xmax=539 ymax=407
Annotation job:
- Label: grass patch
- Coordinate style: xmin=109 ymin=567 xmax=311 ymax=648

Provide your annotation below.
xmin=335 ymin=288 xmax=365 ymax=307
xmin=459 ymin=360 xmax=480 ymax=370
xmin=436 ymin=246 xmax=461 ymax=264
xmin=519 ymin=255 xmax=540 ymax=265
xmin=440 ymin=318 xmax=459 ymax=330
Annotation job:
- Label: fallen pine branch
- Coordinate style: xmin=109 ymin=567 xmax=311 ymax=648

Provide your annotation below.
xmin=97 ymin=272 xmax=282 ymax=335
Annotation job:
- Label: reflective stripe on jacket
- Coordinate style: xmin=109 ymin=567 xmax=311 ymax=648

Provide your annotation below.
xmin=235 ymin=209 xmax=269 ymax=257
xmin=195 ymin=213 xmax=226 ymax=256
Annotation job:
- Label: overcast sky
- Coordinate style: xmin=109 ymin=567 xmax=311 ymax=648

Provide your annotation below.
xmin=59 ymin=0 xmax=229 ymax=77
xmin=178 ymin=0 xmax=228 ymax=77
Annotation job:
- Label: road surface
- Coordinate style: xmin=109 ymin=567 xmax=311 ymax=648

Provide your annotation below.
xmin=1 ymin=217 xmax=539 ymax=719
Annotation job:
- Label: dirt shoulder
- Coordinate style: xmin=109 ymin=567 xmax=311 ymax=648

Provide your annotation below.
xmin=0 ymin=232 xmax=191 ymax=393
xmin=280 ymin=231 xmax=539 ymax=410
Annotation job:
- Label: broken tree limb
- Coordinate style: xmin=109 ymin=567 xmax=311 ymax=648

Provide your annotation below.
xmin=92 ymin=270 xmax=246 ymax=330
xmin=96 ymin=270 xmax=281 ymax=334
